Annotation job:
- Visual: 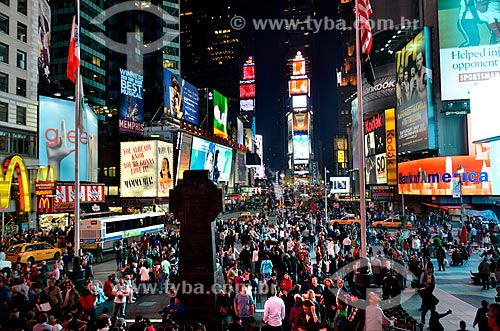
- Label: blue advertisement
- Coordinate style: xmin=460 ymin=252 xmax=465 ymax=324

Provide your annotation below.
xmin=293 ymin=133 xmax=309 ymax=160
xmin=39 ymin=96 xmax=98 ymax=182
xmin=190 ymin=136 xmax=216 ymax=179
xmin=164 ymin=68 xmax=199 ymax=125
xmin=118 ymin=68 xmax=144 ymax=135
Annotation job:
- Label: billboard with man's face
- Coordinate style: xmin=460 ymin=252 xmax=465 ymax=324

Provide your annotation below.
xmin=163 ymin=68 xmax=199 ymax=125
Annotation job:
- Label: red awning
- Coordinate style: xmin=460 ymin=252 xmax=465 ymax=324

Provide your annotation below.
xmin=422 ymin=202 xmax=472 ymax=210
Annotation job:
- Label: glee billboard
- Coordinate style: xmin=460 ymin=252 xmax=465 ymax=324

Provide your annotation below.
xmin=398 ymin=154 xmax=491 ymax=196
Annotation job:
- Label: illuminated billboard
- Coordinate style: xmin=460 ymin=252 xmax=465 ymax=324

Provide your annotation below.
xmin=240 ymin=99 xmax=255 ymax=114
xmin=490 ymin=140 xmax=500 ymax=195
xmin=214 ymin=144 xmax=233 ymax=182
xmin=293 ymin=133 xmax=309 ymax=160
xmin=395 ymin=28 xmax=435 ymax=153
xmin=293 ymin=60 xmax=306 ymax=76
xmin=471 ymin=75 xmax=500 ymax=142
xmin=289 ymin=79 xmax=310 ymax=95
xmin=287 ymin=113 xmax=293 ymax=154
xmin=118 ymin=68 xmax=144 ymax=135
xmin=176 ymin=133 xmax=192 ymax=184
xmin=330 ymin=177 xmax=350 ymax=194
xmin=293 ymin=113 xmax=309 ymax=133
xmin=237 ymin=118 xmax=244 ymax=145
xmin=213 ymin=89 xmax=228 ymax=139
xmin=39 ymin=96 xmax=98 ymax=182
xmin=120 ymin=140 xmax=174 ymax=197
xmin=398 ymin=154 xmax=491 ymax=196
xmin=294 ymin=163 xmax=309 ymax=174
xmin=243 ymin=64 xmax=255 ymax=80
xmin=164 ymin=68 xmax=199 ymax=125
xmin=438 ymin=0 xmax=500 ymax=100
xmin=38 ymin=0 xmax=51 ymax=89
xmin=244 ymin=128 xmax=254 ymax=151
xmin=292 ymin=95 xmax=308 ymax=109
xmin=236 ymin=152 xmax=247 ymax=183
xmin=385 ymin=108 xmax=397 ymax=186
xmin=240 ymin=83 xmax=255 ymax=99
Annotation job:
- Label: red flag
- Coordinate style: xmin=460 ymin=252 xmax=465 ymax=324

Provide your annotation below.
xmin=67 ymin=1 xmax=80 ymax=83
xmin=359 ymin=0 xmax=373 ymax=55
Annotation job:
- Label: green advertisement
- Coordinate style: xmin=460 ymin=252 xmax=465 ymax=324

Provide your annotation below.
xmin=213 ymin=89 xmax=228 ymax=138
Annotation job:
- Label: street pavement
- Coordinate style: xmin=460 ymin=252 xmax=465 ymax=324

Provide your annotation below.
xmin=89 ymin=215 xmax=497 ymax=329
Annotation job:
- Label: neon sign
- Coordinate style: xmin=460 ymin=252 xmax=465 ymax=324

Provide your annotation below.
xmin=0 ymin=155 xmax=31 ymax=212
xmin=398 ymin=170 xmax=489 ymax=184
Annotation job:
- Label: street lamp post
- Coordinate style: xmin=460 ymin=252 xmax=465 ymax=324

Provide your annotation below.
xmin=324 ymin=167 xmax=329 ymax=227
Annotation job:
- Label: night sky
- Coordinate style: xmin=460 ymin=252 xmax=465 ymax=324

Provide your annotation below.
xmin=245 ymin=0 xmax=342 ymax=173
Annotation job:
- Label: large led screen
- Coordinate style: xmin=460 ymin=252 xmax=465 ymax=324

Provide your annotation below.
xmin=243 ymin=65 xmax=255 ymax=80
xmin=236 ymin=152 xmax=247 ymax=183
xmin=213 ymin=89 xmax=228 ymax=139
xmin=385 ymin=108 xmax=397 ymax=186
xmin=39 ymin=96 xmax=98 ymax=182
xmin=398 ymin=153 xmax=491 ymax=196
xmin=293 ymin=60 xmax=306 ymax=76
xmin=118 ymin=68 xmax=144 ymax=135
xmin=240 ymin=84 xmax=256 ymax=99
xmin=438 ymin=0 xmax=500 ymax=100
xmin=490 ymin=140 xmax=500 ymax=195
xmin=244 ymin=128 xmax=254 ymax=151
xmin=292 ymin=95 xmax=308 ymax=109
xmin=237 ymin=118 xmax=244 ymax=145
xmin=176 ymin=133 xmax=192 ymax=184
xmin=293 ymin=133 xmax=309 ymax=160
xmin=330 ymin=177 xmax=350 ymax=194
xmin=395 ymin=28 xmax=435 ymax=153
xmin=471 ymin=75 xmax=500 ymax=142
xmin=287 ymin=113 xmax=293 ymax=154
xmin=120 ymin=140 xmax=174 ymax=197
xmin=289 ymin=79 xmax=310 ymax=95
xmin=240 ymin=99 xmax=255 ymax=114
xmin=214 ymin=144 xmax=233 ymax=182
xmin=163 ymin=68 xmax=199 ymax=125
xmin=293 ymin=112 xmax=309 ymax=133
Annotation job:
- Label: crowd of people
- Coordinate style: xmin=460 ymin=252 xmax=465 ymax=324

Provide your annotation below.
xmin=2 ymin=185 xmax=500 ymax=331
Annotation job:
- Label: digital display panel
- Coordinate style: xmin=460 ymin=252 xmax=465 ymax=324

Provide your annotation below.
xmin=163 ymin=68 xmax=199 ymax=125
xmin=240 ymin=84 xmax=256 ymax=99
xmin=240 ymin=99 xmax=255 ymax=114
xmin=243 ymin=65 xmax=255 ymax=80
xmin=292 ymin=95 xmax=308 ymax=109
xmin=213 ymin=89 xmax=228 ymax=139
xmin=236 ymin=152 xmax=247 ymax=183
xmin=395 ymin=28 xmax=435 ymax=152
xmin=438 ymin=0 xmax=500 ymax=100
xmin=293 ymin=112 xmax=309 ymax=133
xmin=157 ymin=141 xmax=174 ymax=197
xmin=293 ymin=60 xmax=306 ymax=76
xmin=119 ymin=68 xmax=144 ymax=135
xmin=214 ymin=144 xmax=233 ymax=182
xmin=176 ymin=133 xmax=192 ymax=184
xmin=330 ymin=177 xmax=350 ymax=194
xmin=471 ymin=75 xmax=500 ymax=142
xmin=39 ymin=96 xmax=98 ymax=182
xmin=289 ymin=79 xmax=310 ymax=95
xmin=293 ymin=133 xmax=309 ymax=160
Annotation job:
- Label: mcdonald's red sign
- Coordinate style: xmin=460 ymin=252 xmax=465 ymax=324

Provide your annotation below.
xmin=37 ymin=196 xmax=54 ymax=213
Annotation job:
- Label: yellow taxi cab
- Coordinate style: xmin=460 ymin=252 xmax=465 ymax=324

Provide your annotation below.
xmin=6 ymin=242 xmax=62 ymax=264
xmin=330 ymin=215 xmax=361 ymax=226
xmin=238 ymin=212 xmax=255 ymax=222
xmin=371 ymin=217 xmax=411 ymax=229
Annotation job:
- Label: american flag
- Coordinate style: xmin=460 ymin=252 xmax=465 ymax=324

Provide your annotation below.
xmin=67 ymin=1 xmax=80 ymax=83
xmin=359 ymin=0 xmax=373 ymax=55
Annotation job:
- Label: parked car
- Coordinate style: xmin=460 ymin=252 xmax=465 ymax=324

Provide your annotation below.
xmin=6 ymin=242 xmax=62 ymax=264
xmin=238 ymin=212 xmax=255 ymax=222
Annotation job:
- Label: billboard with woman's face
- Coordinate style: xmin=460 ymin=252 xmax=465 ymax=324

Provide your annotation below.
xmin=190 ymin=136 xmax=216 ymax=181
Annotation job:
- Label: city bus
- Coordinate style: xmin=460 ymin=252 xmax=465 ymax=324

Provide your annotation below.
xmin=80 ymin=212 xmax=167 ymax=251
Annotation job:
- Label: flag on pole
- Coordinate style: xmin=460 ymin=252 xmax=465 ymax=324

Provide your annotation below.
xmin=359 ymin=0 xmax=373 ymax=55
xmin=67 ymin=1 xmax=80 ymax=83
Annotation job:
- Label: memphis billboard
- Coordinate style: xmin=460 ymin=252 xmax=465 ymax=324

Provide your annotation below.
xmin=118 ymin=68 xmax=144 ymax=135
xmin=395 ymin=27 xmax=435 ymax=153
xmin=39 ymin=96 xmax=98 ymax=182
xmin=164 ymin=68 xmax=199 ymax=125
xmin=438 ymin=0 xmax=500 ymax=101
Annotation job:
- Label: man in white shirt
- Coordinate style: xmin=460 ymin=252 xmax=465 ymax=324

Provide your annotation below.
xmin=263 ymin=289 xmax=286 ymax=330
xmin=112 ymin=277 xmax=130 ymax=318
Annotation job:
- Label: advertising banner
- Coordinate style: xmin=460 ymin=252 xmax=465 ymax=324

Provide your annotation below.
xmin=289 ymin=79 xmax=310 ymax=95
xmin=38 ymin=0 xmax=51 ymax=90
xmin=39 ymin=96 xmax=98 ymax=182
xmin=243 ymin=64 xmax=255 ymax=80
xmin=490 ymin=140 xmax=500 ymax=195
xmin=255 ymin=135 xmax=263 ymax=164
xmin=293 ymin=112 xmax=309 ymax=133
xmin=118 ymin=68 xmax=144 ymax=135
xmin=365 ymin=155 xmax=377 ymax=185
xmin=176 ymin=133 xmax=192 ymax=184
xmin=163 ymin=68 xmax=199 ymax=125
xmin=396 ymin=28 xmax=435 ymax=153
xmin=213 ymin=89 xmax=228 ymax=139
xmin=54 ymin=184 xmax=105 ymax=212
xmin=292 ymin=95 xmax=308 ymax=109
xmin=293 ymin=133 xmax=309 ymax=160
xmin=244 ymin=128 xmax=254 ymax=152
xmin=471 ymin=75 xmax=500 ymax=142
xmin=398 ymin=154 xmax=492 ymax=196
xmin=293 ymin=59 xmax=306 ymax=76
xmin=351 ymin=98 xmax=360 ymax=170
xmin=240 ymin=99 xmax=255 ymax=115
xmin=385 ymin=108 xmax=397 ymax=185
xmin=371 ymin=186 xmax=395 ymax=201
xmin=438 ymin=0 xmax=500 ymax=100
xmin=237 ymin=118 xmax=244 ymax=145
xmin=157 ymin=141 xmax=174 ymax=197
xmin=240 ymin=83 xmax=255 ymax=99
xmin=375 ymin=153 xmax=387 ymax=184
xmin=287 ymin=113 xmax=293 ymax=154
xmin=294 ymin=163 xmax=309 ymax=174
xmin=330 ymin=177 xmax=350 ymax=194
xmin=362 ymin=63 xmax=397 ymax=114
xmin=214 ymin=144 xmax=233 ymax=182
xmin=120 ymin=141 xmax=158 ymax=197
xmin=236 ymin=152 xmax=247 ymax=183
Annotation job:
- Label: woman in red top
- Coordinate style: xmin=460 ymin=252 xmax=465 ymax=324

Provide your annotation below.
xmin=279 ymin=272 xmax=293 ymax=296
xmin=80 ymin=280 xmax=97 ymax=326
